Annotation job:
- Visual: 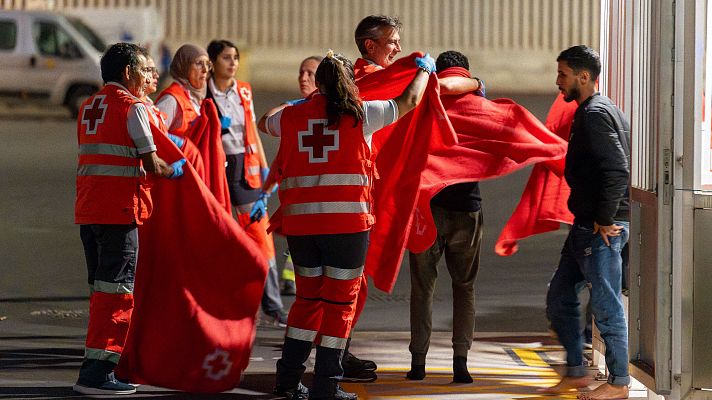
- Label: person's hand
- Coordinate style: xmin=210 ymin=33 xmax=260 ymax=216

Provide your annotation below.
xmin=415 ymin=53 xmax=436 ymax=74
xmin=250 ymin=192 xmax=270 ymax=222
xmin=593 ymin=222 xmax=623 ymax=246
xmin=167 ymin=134 xmax=185 ymax=149
xmin=220 ymin=115 xmax=232 ymax=129
xmin=169 ymin=159 xmax=187 ymax=179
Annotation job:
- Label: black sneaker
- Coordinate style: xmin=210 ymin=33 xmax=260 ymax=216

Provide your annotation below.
xmin=310 ymin=384 xmax=357 ymax=400
xmin=332 ymin=384 xmax=358 ymax=400
xmin=73 ymin=376 xmax=137 ymax=395
xmin=340 ymin=351 xmax=377 ymax=382
xmin=273 ymin=382 xmax=309 ymax=399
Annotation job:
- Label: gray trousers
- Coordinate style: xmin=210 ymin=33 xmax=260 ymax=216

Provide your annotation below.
xmin=408 ymin=205 xmax=483 ymax=364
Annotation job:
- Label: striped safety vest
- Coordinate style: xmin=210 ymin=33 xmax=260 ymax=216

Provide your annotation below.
xmin=236 ymin=80 xmax=263 ymax=189
xmin=275 ymin=94 xmax=376 ymax=235
xmin=75 ymin=83 xmax=152 ymax=225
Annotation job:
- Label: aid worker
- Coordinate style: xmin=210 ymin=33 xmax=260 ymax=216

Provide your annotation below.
xmin=257 ymin=50 xmax=435 ymax=400
xmin=73 ymin=42 xmax=185 ymax=395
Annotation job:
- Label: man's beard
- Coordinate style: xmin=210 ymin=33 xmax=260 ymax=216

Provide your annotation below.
xmin=563 ymin=86 xmax=580 ymax=103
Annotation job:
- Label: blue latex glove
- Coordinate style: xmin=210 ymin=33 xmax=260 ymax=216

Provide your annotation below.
xmin=250 ymin=192 xmax=269 ymax=222
xmin=167 ymin=134 xmax=185 ymax=148
xmin=475 ymin=78 xmax=486 ymax=97
xmin=220 ymin=115 xmax=232 ymax=129
xmin=284 ymin=98 xmax=307 ymax=106
xmin=169 ymin=158 xmax=187 ymax=179
xmin=415 ymin=53 xmax=436 ymax=74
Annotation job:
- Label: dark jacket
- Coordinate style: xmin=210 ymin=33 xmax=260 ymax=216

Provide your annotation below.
xmin=565 ymin=93 xmax=630 ymax=226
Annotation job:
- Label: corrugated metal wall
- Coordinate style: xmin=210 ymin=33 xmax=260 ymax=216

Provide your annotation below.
xmin=4 ymin=0 xmax=600 ymax=51
xmin=2 ymin=0 xmax=601 ymax=92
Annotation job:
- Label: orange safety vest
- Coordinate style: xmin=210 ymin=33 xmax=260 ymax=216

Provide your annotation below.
xmin=274 ymin=94 xmax=376 ymax=235
xmin=156 ymin=82 xmax=199 ymax=136
xmin=235 ymin=81 xmax=262 ymax=188
xmin=75 ymin=83 xmax=152 ymax=225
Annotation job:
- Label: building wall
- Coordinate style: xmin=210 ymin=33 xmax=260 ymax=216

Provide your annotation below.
xmin=3 ymin=0 xmax=601 ymax=93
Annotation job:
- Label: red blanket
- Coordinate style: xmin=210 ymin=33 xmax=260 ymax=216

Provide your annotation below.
xmin=494 ymin=94 xmax=576 ymax=255
xmin=406 ymin=67 xmax=569 ymax=256
xmin=183 ymin=99 xmax=231 ymax=214
xmin=357 ymin=53 xmax=457 ymax=292
xmin=116 ymin=131 xmax=268 ymax=393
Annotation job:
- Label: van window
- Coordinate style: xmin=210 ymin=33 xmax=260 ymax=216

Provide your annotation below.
xmin=67 ymin=17 xmax=106 ymax=53
xmin=0 ymin=20 xmax=17 ymax=50
xmin=33 ymin=21 xmax=82 ymax=59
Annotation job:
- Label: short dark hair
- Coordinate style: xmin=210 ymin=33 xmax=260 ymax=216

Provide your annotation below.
xmin=354 ymin=15 xmax=402 ymax=56
xmin=207 ymin=39 xmax=240 ymax=62
xmin=557 ymin=45 xmax=601 ymax=81
xmin=100 ymin=42 xmax=144 ymax=84
xmin=436 ymin=50 xmax=469 ymax=71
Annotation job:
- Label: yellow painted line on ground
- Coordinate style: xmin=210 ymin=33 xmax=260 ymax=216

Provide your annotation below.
xmin=511 ymin=348 xmax=550 ymax=367
xmin=376 ymin=366 xmax=556 ymax=375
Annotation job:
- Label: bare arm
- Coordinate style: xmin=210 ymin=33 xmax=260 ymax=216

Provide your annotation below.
xmin=393 ymin=69 xmax=430 ymax=117
xmin=439 ymin=76 xmax=481 ymax=95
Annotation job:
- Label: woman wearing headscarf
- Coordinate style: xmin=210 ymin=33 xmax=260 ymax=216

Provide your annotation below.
xmin=156 ymin=44 xmax=231 ymax=210
xmin=258 ymin=51 xmax=435 ymax=400
xmin=205 ymin=39 xmax=287 ymax=327
xmin=155 ymin=44 xmax=210 ymax=134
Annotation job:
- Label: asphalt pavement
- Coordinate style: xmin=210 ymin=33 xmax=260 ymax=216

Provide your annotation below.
xmin=0 ymin=91 xmax=597 ymax=399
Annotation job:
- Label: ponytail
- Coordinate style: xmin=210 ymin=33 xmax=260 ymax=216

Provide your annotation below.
xmin=315 ymin=50 xmax=364 ymax=128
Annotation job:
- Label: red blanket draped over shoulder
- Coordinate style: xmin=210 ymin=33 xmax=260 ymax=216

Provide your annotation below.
xmin=406 ymin=67 xmax=569 ymax=258
xmin=356 ymin=53 xmax=457 ymax=293
xmin=494 ymin=94 xmax=577 ymax=256
xmin=182 ymin=99 xmax=231 ymax=214
xmin=116 ymin=130 xmax=268 ymax=393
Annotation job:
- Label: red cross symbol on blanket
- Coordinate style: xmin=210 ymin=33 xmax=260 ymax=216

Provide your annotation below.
xmin=201 ymin=348 xmax=233 ymax=381
xmin=81 ymin=95 xmax=108 ymax=135
xmin=298 ymin=119 xmax=339 ymax=163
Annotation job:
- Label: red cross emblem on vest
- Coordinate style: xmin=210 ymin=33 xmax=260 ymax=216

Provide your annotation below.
xmin=81 ymin=95 xmax=108 ymax=135
xmin=298 ymin=119 xmax=339 ymax=163
xmin=239 ymin=86 xmax=252 ymax=103
xmin=201 ymin=348 xmax=233 ymax=381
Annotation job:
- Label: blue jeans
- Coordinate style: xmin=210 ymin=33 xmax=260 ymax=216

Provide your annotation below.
xmin=547 ymin=221 xmax=630 ymax=386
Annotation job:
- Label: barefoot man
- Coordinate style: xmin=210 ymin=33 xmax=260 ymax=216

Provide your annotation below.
xmin=543 ymin=45 xmax=631 ymax=400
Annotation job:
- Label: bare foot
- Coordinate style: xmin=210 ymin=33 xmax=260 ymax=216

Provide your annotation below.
xmin=577 ymin=383 xmax=629 ymax=399
xmin=538 ymin=376 xmax=591 ymax=394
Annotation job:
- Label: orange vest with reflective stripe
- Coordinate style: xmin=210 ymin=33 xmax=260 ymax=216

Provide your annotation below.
xmin=235 ymin=80 xmax=262 ymax=188
xmin=75 ymin=84 xmax=152 ymax=225
xmin=156 ymin=82 xmax=199 ymax=136
xmin=275 ymin=95 xmax=376 ymax=235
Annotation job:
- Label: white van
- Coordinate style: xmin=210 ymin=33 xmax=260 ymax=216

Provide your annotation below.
xmin=0 ymin=10 xmax=106 ymax=117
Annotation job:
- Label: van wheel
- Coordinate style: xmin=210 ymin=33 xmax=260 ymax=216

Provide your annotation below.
xmin=67 ymin=85 xmax=97 ymax=118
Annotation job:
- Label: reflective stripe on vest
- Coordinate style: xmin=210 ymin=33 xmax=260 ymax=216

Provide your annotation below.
xmin=320 ymin=335 xmax=348 ymax=350
xmin=93 ymin=280 xmax=134 ymax=294
xmin=324 ymin=265 xmax=363 ymax=280
xmin=79 ymin=143 xmax=139 ymax=158
xmin=78 ymin=165 xmax=141 ymax=177
xmin=283 ymin=201 xmax=369 ymax=216
xmin=286 ymin=326 xmax=318 ymax=342
xmin=280 ymin=174 xmax=369 ymax=191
